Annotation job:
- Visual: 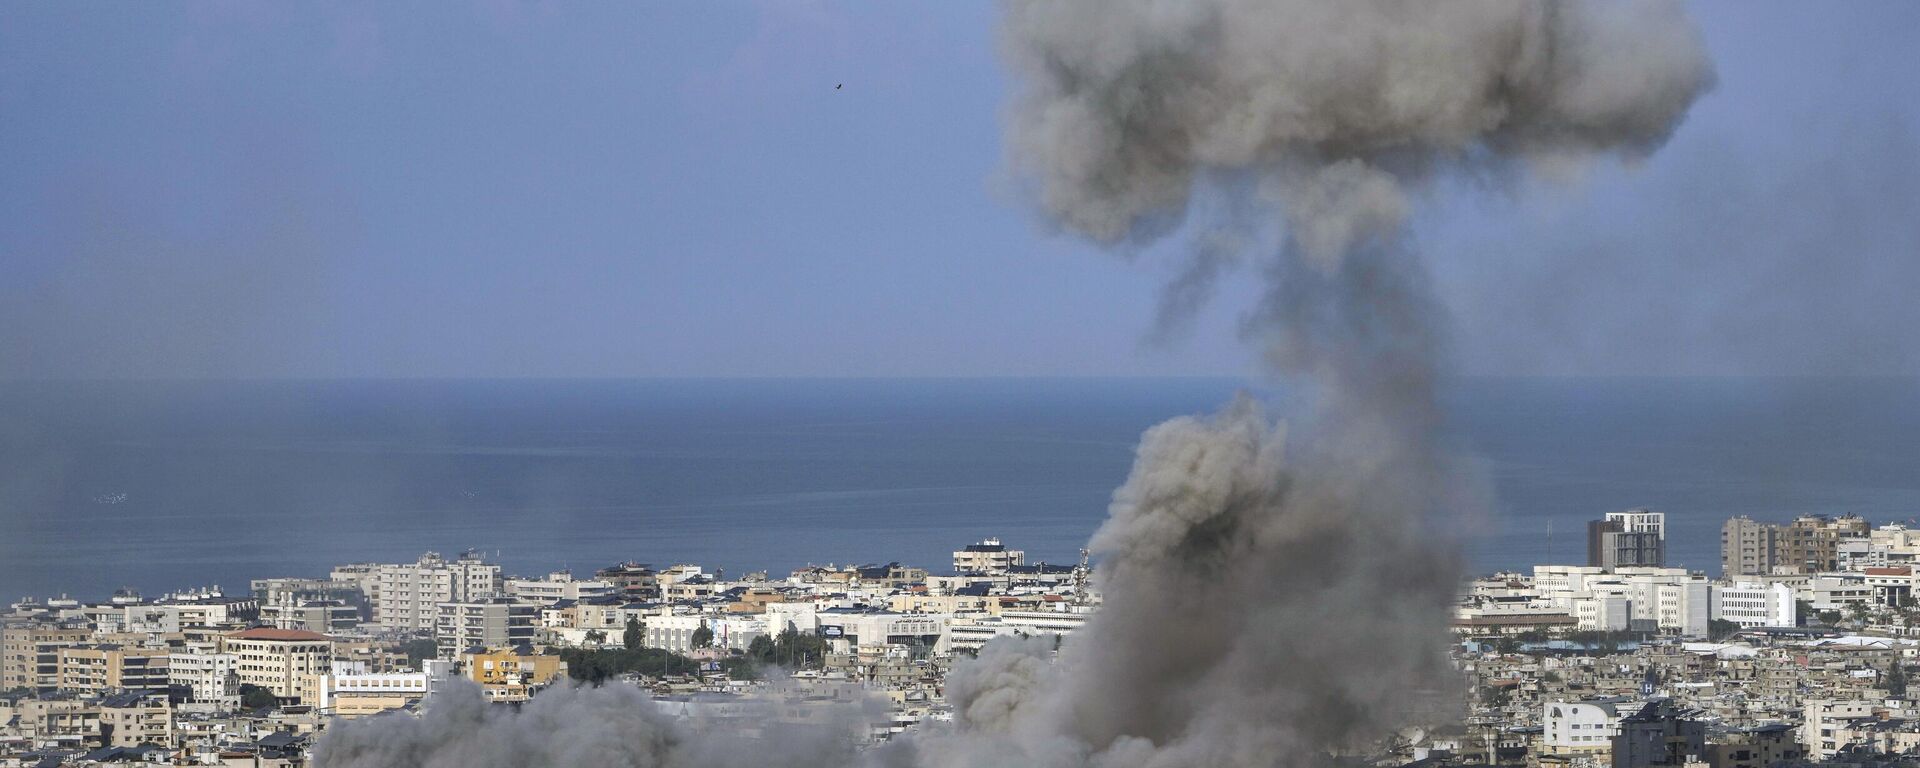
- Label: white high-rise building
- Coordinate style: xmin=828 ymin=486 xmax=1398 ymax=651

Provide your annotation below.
xmin=374 ymin=552 xmax=503 ymax=631
xmin=1606 ymin=509 xmax=1667 ymax=539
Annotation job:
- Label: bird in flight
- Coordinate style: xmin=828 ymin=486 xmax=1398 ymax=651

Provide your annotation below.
xmin=836 ymin=83 xmax=843 ymax=90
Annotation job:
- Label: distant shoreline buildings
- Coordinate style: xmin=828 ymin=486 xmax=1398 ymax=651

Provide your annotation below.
xmin=15 ymin=516 xmax=1920 ymax=766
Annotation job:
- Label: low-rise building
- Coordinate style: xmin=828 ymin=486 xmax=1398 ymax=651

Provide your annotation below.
xmin=1543 ymin=699 xmax=1627 ymax=755
xmin=1712 ymin=583 xmax=1796 ymax=628
xmin=1706 ymin=723 xmax=1803 ymax=768
xmin=98 ymin=690 xmax=171 ymax=748
xmin=1612 ymin=699 xmax=1705 ymax=768
xmin=315 ymin=663 xmax=450 ymax=717
xmin=463 ymin=647 xmax=566 ymax=702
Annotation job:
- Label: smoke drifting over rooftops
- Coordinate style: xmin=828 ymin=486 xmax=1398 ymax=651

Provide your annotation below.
xmin=313 ymin=2 xmax=1712 ymax=766
xmin=908 ymin=1 xmax=1710 ymax=764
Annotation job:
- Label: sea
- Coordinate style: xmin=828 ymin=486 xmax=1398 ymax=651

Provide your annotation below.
xmin=4 ymin=377 xmax=1920 ymax=602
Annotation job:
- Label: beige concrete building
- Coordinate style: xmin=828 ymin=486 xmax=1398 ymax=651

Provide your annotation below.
xmin=2 ymin=623 xmax=91 ymax=691
xmin=464 ymin=646 xmax=567 ymax=702
xmin=315 ymin=669 xmax=441 ymax=717
xmin=1724 ymin=515 xmax=1870 ymax=577
xmin=98 ymin=690 xmax=172 ymax=748
xmin=952 ymin=538 xmax=1024 ymax=575
xmin=219 ymin=627 xmax=333 ymax=704
xmin=55 ymin=645 xmax=170 ymax=693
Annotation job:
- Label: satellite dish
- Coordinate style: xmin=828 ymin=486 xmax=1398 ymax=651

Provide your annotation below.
xmin=1399 ymin=726 xmax=1427 ymax=746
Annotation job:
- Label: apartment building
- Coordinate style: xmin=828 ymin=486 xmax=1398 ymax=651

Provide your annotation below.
xmin=595 ymin=562 xmax=660 ymax=600
xmin=218 ymin=627 xmax=333 ymax=704
xmin=98 ymin=691 xmax=171 ymax=748
xmin=505 ymin=571 xmax=616 ymax=605
xmin=435 ymin=598 xmax=537 ymax=660
xmin=260 ymin=600 xmax=360 ymax=633
xmin=55 ymin=645 xmax=170 ymax=693
xmin=372 ymin=551 xmax=502 ymax=631
xmin=1706 ymin=724 xmax=1803 ymax=768
xmin=1802 ymin=700 xmax=1884 ymax=760
xmin=167 ymin=651 xmax=239 ymax=705
xmin=1613 ymin=699 xmax=1707 ymax=768
xmin=463 ymin=647 xmax=566 ymax=702
xmin=953 ymin=538 xmax=1025 ymax=575
xmin=1723 ymin=515 xmax=1869 ymax=577
xmin=1 ymin=623 xmax=91 ymax=692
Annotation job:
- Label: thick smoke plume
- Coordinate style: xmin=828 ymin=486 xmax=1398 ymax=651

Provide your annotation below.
xmin=313 ymin=2 xmax=1710 ymax=766
xmin=908 ymin=1 xmax=1712 ymax=766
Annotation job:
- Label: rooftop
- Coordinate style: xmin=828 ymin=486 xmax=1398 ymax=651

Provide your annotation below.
xmin=227 ymin=627 xmax=331 ymax=642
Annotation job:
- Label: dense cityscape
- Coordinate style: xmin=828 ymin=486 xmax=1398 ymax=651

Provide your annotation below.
xmin=4 ymin=0 xmax=1914 ymax=767
xmin=12 ymin=510 xmax=1920 ymax=766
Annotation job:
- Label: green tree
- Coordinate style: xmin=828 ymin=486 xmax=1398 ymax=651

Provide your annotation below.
xmin=1888 ymin=662 xmax=1910 ymax=699
xmin=239 ymin=684 xmax=278 ymax=711
xmin=401 ymin=639 xmax=439 ymax=669
xmin=1708 ymin=619 xmax=1740 ymax=642
xmin=1819 ymin=610 xmax=1843 ymax=626
xmin=690 ymin=621 xmax=714 ymax=650
xmin=584 ymin=629 xmax=607 ymax=646
xmin=747 ymin=634 xmax=774 ymax=662
xmin=766 ymin=627 xmax=827 ymax=670
xmin=624 ymin=616 xmax=644 ymax=651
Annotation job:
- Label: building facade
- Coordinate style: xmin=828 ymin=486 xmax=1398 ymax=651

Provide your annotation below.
xmin=953 ymin=538 xmax=1025 ymax=575
xmin=373 ymin=551 xmax=503 ymax=631
xmin=1723 ymin=515 xmax=1870 ymax=577
xmin=1591 ymin=510 xmax=1668 ymax=569
xmin=435 ymin=598 xmax=538 ymax=660
xmin=54 ymin=645 xmax=170 ymax=693
xmin=1 ymin=623 xmax=91 ymax=692
xmin=1711 ymin=583 xmax=1797 ymax=628
xmin=218 ymin=627 xmax=333 ymax=705
xmin=167 ymin=651 xmax=239 ymax=705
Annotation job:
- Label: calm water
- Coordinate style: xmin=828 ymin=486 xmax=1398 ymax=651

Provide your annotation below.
xmin=4 ymin=377 xmax=1919 ymax=600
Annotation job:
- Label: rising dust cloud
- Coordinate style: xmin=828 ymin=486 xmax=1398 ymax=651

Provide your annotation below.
xmin=315 ymin=1 xmax=1714 ymax=765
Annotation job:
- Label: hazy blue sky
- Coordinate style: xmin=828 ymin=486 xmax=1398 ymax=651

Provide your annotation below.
xmin=2 ymin=2 xmax=1915 ymax=379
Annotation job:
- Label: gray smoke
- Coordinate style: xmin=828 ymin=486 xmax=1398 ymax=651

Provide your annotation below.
xmin=314 ymin=679 xmax=869 ymax=768
xmin=903 ymin=1 xmax=1713 ymax=766
xmin=313 ymin=2 xmax=1711 ymax=766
